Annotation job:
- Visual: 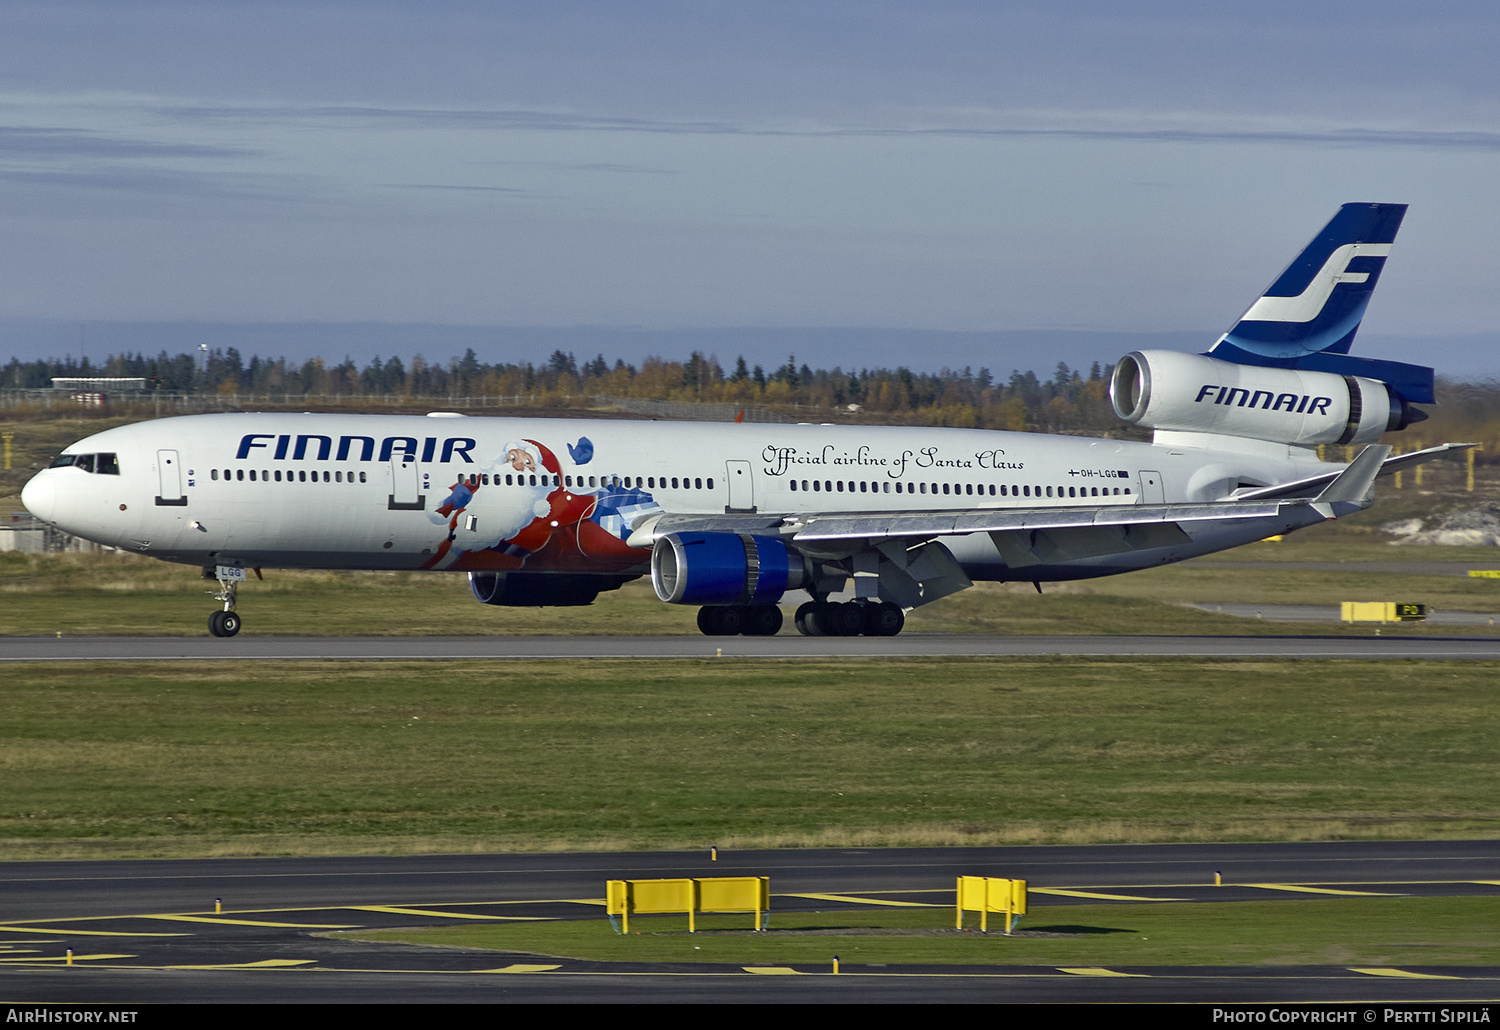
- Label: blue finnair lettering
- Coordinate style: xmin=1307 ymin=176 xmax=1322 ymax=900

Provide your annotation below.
xmin=1194 ymin=385 xmax=1332 ymax=416
xmin=236 ymin=434 xmax=477 ymax=464
xmin=236 ymin=434 xmax=276 ymax=459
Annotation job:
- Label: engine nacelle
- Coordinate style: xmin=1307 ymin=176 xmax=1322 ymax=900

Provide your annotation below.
xmin=469 ymin=571 xmax=629 ymax=607
xmin=651 ymin=532 xmax=805 ymax=606
xmin=1110 ymin=350 xmax=1424 ymax=446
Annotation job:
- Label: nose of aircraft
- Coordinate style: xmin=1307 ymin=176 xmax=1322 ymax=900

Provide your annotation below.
xmin=21 ymin=471 xmax=56 ymax=522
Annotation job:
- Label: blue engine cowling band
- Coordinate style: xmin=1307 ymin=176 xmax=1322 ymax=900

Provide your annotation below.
xmin=651 ymin=531 xmax=800 ymax=605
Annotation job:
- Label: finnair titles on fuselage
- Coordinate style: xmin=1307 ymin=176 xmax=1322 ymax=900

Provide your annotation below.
xmin=23 ymin=204 xmax=1461 ymax=638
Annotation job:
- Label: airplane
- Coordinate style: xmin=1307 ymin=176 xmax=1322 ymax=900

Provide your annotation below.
xmin=20 ymin=203 xmax=1466 ymax=638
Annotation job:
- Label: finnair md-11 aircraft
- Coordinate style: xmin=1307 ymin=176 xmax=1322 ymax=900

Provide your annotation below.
xmin=22 ymin=204 xmax=1462 ymax=637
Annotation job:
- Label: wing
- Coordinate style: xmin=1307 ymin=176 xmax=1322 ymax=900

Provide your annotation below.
xmin=629 ymin=445 xmax=1392 ymax=607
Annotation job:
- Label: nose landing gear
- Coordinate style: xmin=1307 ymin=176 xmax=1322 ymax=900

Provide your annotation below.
xmin=205 ymin=564 xmax=248 ymax=637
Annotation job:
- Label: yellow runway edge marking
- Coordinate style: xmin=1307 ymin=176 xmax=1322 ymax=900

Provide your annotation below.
xmin=1350 ymin=968 xmax=1463 ymax=980
xmin=1031 ymin=889 xmax=1185 ymax=902
xmin=479 ymin=964 xmax=563 ymax=974
xmin=351 ymin=906 xmax=553 ymax=921
xmin=0 ymin=954 xmax=136 ymax=964
xmin=1244 ymin=884 xmax=1400 ymax=896
xmin=168 ymin=959 xmax=318 ymax=970
xmin=0 ymin=925 xmax=188 ymax=937
xmin=1057 ymin=967 xmax=1149 ymax=977
xmin=784 ymin=893 xmax=941 ymax=908
xmin=143 ymin=915 xmax=359 ymax=928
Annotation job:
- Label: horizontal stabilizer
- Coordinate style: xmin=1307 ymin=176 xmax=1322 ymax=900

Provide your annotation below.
xmin=1310 ymin=443 xmax=1390 ymax=519
xmin=1232 ymin=442 xmax=1473 ymax=502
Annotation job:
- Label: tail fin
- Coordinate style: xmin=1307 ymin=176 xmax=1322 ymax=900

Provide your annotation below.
xmin=1207 ymin=203 xmax=1432 ymax=404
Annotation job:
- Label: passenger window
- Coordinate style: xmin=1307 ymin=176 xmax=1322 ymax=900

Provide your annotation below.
xmin=359 ymin=471 xmax=367 ymax=483
xmin=212 ymin=469 xmax=219 ymax=480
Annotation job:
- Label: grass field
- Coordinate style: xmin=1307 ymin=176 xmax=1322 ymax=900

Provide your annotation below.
xmin=4 ymin=656 xmax=1499 ymax=860
xmin=5 ymin=526 xmax=1500 ymax=637
xmin=348 ymin=896 xmax=1500 ymax=967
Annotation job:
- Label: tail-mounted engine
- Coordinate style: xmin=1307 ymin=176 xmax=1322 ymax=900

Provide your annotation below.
xmin=1111 ymin=350 xmax=1425 ymax=446
xmin=651 ymin=532 xmax=806 ymax=606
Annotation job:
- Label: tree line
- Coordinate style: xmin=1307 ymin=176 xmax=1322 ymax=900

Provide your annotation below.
xmin=7 ymin=345 xmax=1498 ymax=455
xmin=4 ymin=346 xmax=1121 ymax=435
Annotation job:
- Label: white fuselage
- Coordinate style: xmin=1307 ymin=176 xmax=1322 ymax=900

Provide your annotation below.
xmin=22 ymin=411 xmax=1336 ymax=582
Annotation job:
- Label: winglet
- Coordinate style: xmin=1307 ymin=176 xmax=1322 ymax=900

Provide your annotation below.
xmin=1311 ymin=444 xmax=1391 ymax=519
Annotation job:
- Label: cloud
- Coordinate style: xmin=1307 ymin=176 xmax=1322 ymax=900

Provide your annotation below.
xmin=150 ymin=102 xmax=1500 ymax=152
xmin=0 ymin=126 xmax=253 ymax=160
xmin=0 ymin=165 xmax=328 ymax=202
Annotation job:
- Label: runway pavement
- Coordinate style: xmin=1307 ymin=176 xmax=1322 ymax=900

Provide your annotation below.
xmin=3 ymin=842 xmax=1500 ymax=1004
xmin=6 ymin=633 xmax=1500 ymax=661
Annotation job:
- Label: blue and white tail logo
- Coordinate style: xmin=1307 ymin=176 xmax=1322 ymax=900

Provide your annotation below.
xmin=1212 ymin=203 xmax=1405 ymax=360
xmin=1208 ymin=203 xmax=1431 ymax=404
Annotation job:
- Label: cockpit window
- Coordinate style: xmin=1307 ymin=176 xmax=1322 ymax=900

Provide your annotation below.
xmin=48 ymin=452 xmax=119 ymax=474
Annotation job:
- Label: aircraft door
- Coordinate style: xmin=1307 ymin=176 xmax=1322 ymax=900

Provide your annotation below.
xmin=155 ymin=449 xmax=186 ymax=506
xmin=1139 ymin=470 xmax=1165 ymax=504
xmin=725 ymin=460 xmax=756 ymax=512
xmin=388 ymin=457 xmax=425 ymax=510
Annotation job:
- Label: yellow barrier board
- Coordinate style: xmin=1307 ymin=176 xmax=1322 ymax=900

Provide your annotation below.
xmin=1469 ymin=570 xmax=1500 ymax=579
xmin=607 ymin=876 xmax=769 ymax=933
xmin=957 ymin=876 xmax=1028 ymax=934
xmin=1341 ymin=602 xmax=1428 ymax=623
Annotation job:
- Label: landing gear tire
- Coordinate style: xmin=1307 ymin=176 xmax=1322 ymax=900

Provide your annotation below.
xmin=794 ymin=601 xmax=826 ymax=637
xmin=208 ymin=610 xmax=241 ymax=638
xmin=747 ymin=604 xmax=783 ymax=637
xmin=863 ymin=601 xmax=905 ymax=637
xmin=697 ymin=607 xmax=730 ymax=635
xmin=826 ymin=602 xmax=866 ymax=637
xmin=699 ymin=604 xmax=783 ymax=636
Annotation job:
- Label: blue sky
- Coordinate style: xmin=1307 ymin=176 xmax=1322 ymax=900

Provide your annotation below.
xmin=2 ymin=2 xmax=1497 ymax=372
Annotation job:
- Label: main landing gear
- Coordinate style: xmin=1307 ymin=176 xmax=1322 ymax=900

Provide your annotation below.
xmin=694 ymin=600 xmax=906 ymax=637
xmin=793 ymin=600 xmax=904 ymax=637
xmin=697 ymin=604 xmax=784 ymax=636
xmin=206 ymin=565 xmax=247 ymax=638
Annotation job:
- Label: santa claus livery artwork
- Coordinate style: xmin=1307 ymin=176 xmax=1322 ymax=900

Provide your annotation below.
xmin=421 ymin=436 xmax=656 ymax=574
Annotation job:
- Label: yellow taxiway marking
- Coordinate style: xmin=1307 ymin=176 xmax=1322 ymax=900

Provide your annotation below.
xmin=1244 ymin=884 xmax=1399 ymax=896
xmin=142 ymin=915 xmax=358 ymax=929
xmin=479 ymin=964 xmax=563 ymax=974
xmin=1350 ymin=968 xmax=1463 ymax=980
xmin=351 ymin=906 xmax=553 ymax=921
xmin=744 ymin=967 xmax=806 ymax=975
xmin=0 ymin=954 xmax=135 ymax=964
xmin=168 ymin=959 xmax=318 ymax=970
xmin=0 ymin=925 xmax=188 ymax=937
xmin=1058 ymin=967 xmax=1149 ymax=977
xmin=784 ymin=893 xmax=940 ymax=908
xmin=1031 ymin=889 xmax=1185 ymax=902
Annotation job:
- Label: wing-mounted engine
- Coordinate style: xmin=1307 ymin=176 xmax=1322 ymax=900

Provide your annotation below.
xmin=650 ymin=532 xmax=806 ymax=605
xmin=1110 ymin=350 xmax=1425 ymax=447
